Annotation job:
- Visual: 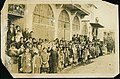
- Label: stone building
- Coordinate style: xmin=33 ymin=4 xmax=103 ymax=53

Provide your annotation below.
xmin=5 ymin=4 xmax=100 ymax=40
xmin=1 ymin=0 xmax=118 ymax=66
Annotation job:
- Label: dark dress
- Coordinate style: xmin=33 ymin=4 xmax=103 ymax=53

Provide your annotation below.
xmin=49 ymin=50 xmax=58 ymax=73
xmin=68 ymin=48 xmax=73 ymax=58
xmin=63 ymin=48 xmax=69 ymax=67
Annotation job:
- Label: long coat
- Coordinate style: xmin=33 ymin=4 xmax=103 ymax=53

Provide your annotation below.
xmin=21 ymin=52 xmax=32 ymax=73
xmin=32 ymin=55 xmax=42 ymax=73
xmin=58 ymin=51 xmax=64 ymax=70
xmin=41 ymin=52 xmax=49 ymax=68
xmin=107 ymin=39 xmax=114 ymax=53
xmin=63 ymin=48 xmax=69 ymax=66
xmin=49 ymin=50 xmax=58 ymax=73
xmin=89 ymin=46 xmax=95 ymax=58
xmin=73 ymin=46 xmax=78 ymax=63
xmin=68 ymin=48 xmax=73 ymax=63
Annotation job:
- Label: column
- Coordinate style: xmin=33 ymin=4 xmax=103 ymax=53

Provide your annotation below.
xmin=69 ymin=15 xmax=74 ymax=40
xmin=54 ymin=9 xmax=59 ymax=39
xmin=54 ymin=8 xmax=63 ymax=39
xmin=25 ymin=4 xmax=35 ymax=32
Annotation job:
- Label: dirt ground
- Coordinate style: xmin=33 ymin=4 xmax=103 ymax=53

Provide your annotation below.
xmin=60 ymin=53 xmax=118 ymax=77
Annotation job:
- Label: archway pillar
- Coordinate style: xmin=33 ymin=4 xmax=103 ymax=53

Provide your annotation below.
xmin=54 ymin=8 xmax=64 ymax=40
xmin=70 ymin=15 xmax=74 ymax=40
xmin=54 ymin=9 xmax=59 ymax=39
xmin=25 ymin=4 xmax=35 ymax=32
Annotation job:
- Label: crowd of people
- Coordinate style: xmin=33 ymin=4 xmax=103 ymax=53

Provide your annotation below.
xmin=6 ymin=24 xmax=115 ymax=74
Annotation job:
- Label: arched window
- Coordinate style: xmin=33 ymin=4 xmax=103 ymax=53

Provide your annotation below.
xmin=58 ymin=10 xmax=70 ymax=40
xmin=82 ymin=22 xmax=88 ymax=35
xmin=33 ymin=4 xmax=54 ymax=25
xmin=33 ymin=4 xmax=54 ymax=40
xmin=72 ymin=16 xmax=80 ymax=35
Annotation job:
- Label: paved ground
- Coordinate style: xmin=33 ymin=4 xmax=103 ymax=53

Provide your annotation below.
xmin=60 ymin=53 xmax=118 ymax=76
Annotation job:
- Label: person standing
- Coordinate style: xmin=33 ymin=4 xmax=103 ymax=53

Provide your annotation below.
xmin=58 ymin=49 xmax=64 ymax=72
xmin=22 ymin=28 xmax=30 ymax=40
xmin=41 ymin=47 xmax=49 ymax=73
xmin=21 ymin=48 xmax=32 ymax=73
xmin=72 ymin=34 xmax=76 ymax=43
xmin=16 ymin=37 xmax=24 ymax=49
xmin=63 ymin=47 xmax=69 ymax=67
xmin=68 ymin=45 xmax=73 ymax=66
xmin=32 ymin=52 xmax=42 ymax=73
xmin=7 ymin=24 xmax=15 ymax=49
xmin=49 ymin=46 xmax=58 ymax=73
xmin=18 ymin=44 xmax=25 ymax=73
xmin=6 ymin=43 xmax=19 ymax=73
xmin=37 ymin=44 xmax=43 ymax=56
xmin=15 ymin=30 xmax=23 ymax=43
xmin=73 ymin=44 xmax=78 ymax=64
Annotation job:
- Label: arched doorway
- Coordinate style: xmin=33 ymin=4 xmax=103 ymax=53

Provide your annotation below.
xmin=32 ymin=4 xmax=54 ymax=41
xmin=72 ymin=16 xmax=80 ymax=35
xmin=58 ymin=10 xmax=70 ymax=40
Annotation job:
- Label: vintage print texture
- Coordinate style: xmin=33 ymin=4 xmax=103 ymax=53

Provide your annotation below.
xmin=0 ymin=0 xmax=119 ymax=78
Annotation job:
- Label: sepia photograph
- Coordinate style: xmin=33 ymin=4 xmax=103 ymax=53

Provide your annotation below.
xmin=0 ymin=0 xmax=119 ymax=78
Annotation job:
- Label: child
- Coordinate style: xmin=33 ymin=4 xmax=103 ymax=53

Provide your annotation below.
xmin=102 ymin=43 xmax=107 ymax=55
xmin=82 ymin=47 xmax=88 ymax=65
xmin=32 ymin=52 xmax=42 ymax=73
xmin=41 ymin=47 xmax=49 ymax=73
xmin=18 ymin=44 xmax=25 ymax=73
xmin=68 ymin=45 xmax=73 ymax=66
xmin=15 ymin=30 xmax=23 ymax=43
xmin=37 ymin=44 xmax=43 ymax=56
xmin=21 ymin=48 xmax=32 ymax=73
xmin=58 ymin=49 xmax=64 ymax=72
xmin=63 ymin=47 xmax=69 ymax=67
xmin=32 ymin=44 xmax=38 ymax=58
xmin=73 ymin=44 xmax=78 ymax=64
xmin=90 ymin=44 xmax=95 ymax=59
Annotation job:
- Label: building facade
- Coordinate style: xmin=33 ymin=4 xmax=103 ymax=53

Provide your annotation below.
xmin=1 ymin=2 xmax=105 ymax=65
xmin=6 ymin=4 xmax=98 ymax=41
